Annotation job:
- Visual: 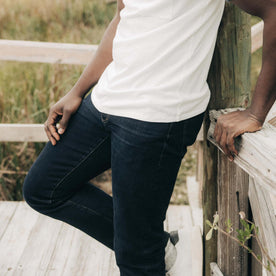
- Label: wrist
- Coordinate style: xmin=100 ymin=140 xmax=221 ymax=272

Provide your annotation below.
xmin=68 ymin=87 xmax=87 ymax=99
xmin=246 ymin=107 xmax=265 ymax=124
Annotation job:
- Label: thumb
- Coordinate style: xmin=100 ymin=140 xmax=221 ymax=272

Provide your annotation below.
xmin=57 ymin=109 xmax=71 ymax=134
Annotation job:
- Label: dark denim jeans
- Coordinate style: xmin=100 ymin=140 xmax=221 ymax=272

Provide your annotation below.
xmin=22 ymin=94 xmax=204 ymax=276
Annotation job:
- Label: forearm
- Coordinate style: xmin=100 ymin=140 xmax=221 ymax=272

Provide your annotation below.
xmin=69 ymin=13 xmax=120 ymax=98
xmin=249 ymin=16 xmax=276 ymax=123
xmin=231 ymin=0 xmax=276 ymax=122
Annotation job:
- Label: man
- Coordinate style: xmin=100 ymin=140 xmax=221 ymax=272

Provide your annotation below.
xmin=23 ymin=0 xmax=276 ymax=275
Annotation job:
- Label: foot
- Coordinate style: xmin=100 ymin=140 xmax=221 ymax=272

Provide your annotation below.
xmin=165 ymin=228 xmax=192 ymax=276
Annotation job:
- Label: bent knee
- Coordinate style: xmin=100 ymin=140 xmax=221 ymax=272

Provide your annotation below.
xmin=22 ymin=171 xmax=52 ymax=212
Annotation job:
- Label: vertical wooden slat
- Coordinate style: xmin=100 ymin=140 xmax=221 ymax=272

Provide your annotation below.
xmin=217 ymin=152 xmax=249 ymax=275
xmin=250 ymin=225 xmax=262 ymax=276
xmin=196 ymin=141 xmax=204 ymax=209
xmin=203 ymin=2 xmax=251 ymax=275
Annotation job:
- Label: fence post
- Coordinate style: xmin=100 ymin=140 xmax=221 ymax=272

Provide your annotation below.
xmin=202 ymin=3 xmax=251 ymax=276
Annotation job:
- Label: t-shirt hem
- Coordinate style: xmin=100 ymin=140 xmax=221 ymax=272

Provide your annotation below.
xmin=91 ymin=93 xmax=207 ymax=123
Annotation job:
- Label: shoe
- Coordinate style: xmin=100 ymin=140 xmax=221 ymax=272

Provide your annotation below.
xmin=165 ymin=228 xmax=191 ymax=276
xmin=165 ymin=226 xmax=202 ymax=276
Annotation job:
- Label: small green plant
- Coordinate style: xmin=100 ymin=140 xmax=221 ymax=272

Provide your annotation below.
xmin=206 ymin=211 xmax=276 ymax=275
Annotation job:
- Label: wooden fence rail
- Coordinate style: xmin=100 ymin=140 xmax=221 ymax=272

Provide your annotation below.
xmin=0 ymin=21 xmax=263 ymax=65
xmin=208 ymin=107 xmax=276 ymax=194
xmin=0 ymin=40 xmax=97 ymax=65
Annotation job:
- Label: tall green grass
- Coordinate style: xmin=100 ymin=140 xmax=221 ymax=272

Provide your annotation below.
xmin=0 ymin=0 xmax=116 ymax=43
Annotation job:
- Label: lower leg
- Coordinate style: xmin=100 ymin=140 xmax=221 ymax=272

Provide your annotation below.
xmin=40 ymin=180 xmax=115 ymax=250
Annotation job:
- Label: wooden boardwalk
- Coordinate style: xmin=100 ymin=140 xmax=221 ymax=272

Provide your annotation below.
xmin=0 ymin=201 xmax=202 ymax=276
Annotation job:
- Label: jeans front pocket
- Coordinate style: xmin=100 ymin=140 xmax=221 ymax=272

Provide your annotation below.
xmin=180 ymin=112 xmax=205 ymax=153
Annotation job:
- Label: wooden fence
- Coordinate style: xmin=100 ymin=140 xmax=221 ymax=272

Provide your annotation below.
xmin=0 ymin=7 xmax=275 ymax=276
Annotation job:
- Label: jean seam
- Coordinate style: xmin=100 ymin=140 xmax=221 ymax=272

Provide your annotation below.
xmin=157 ymin=122 xmax=174 ymax=167
xmin=67 ymin=199 xmax=113 ymax=223
xmin=49 ymin=135 xmax=110 ymax=203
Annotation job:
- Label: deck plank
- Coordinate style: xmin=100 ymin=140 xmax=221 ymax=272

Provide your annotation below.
xmin=166 ymin=205 xmax=193 ymax=231
xmin=0 ymin=201 xmax=39 ymax=274
xmin=0 ymin=201 xmax=199 ymax=275
xmin=0 ymin=201 xmax=19 ymax=239
xmin=15 ymin=214 xmax=63 ymax=276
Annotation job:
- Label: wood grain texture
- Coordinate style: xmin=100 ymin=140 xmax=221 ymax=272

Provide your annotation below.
xmin=251 ymin=232 xmax=262 ymax=276
xmin=217 ymin=151 xmax=249 ymax=276
xmin=251 ymin=21 xmax=264 ymax=53
xmin=248 ymin=177 xmax=276 ymax=276
xmin=187 ymin=176 xmax=203 ymax=233
xmin=0 ymin=39 xmax=97 ymax=65
xmin=0 ymin=201 xmax=40 ymax=274
xmin=0 ymin=202 xmax=201 ymax=276
xmin=203 ymin=3 xmax=251 ymax=276
xmin=208 ymin=107 xmax=276 ymax=194
xmin=0 ymin=124 xmax=47 ymax=142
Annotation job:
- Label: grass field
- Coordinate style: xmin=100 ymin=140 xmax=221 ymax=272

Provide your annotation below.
xmin=0 ymin=0 xmax=262 ymax=204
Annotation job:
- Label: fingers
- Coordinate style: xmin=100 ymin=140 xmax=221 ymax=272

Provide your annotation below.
xmin=56 ymin=108 xmax=71 ymax=134
xmin=214 ymin=116 xmax=237 ymax=162
xmin=219 ymin=131 xmax=232 ymax=161
xmin=48 ymin=109 xmax=61 ymax=139
xmin=44 ymin=122 xmax=57 ymax=146
xmin=213 ymin=109 xmax=264 ymax=162
xmin=44 ymin=108 xmax=61 ymax=146
xmin=227 ymin=133 xmax=238 ymax=156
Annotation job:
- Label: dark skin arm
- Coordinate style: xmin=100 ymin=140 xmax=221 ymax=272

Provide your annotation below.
xmin=44 ymin=0 xmax=124 ymax=145
xmin=214 ymin=0 xmax=276 ymax=161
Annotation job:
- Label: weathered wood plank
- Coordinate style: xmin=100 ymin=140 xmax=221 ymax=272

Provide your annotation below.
xmin=271 ymin=194 xmax=276 ymax=215
xmin=208 ymin=107 xmax=276 ymax=194
xmin=166 ymin=205 xmax=193 ymax=232
xmin=43 ymin=222 xmax=76 ymax=275
xmin=14 ymin=212 xmax=63 ymax=275
xmin=251 ymin=226 xmax=263 ymax=276
xmin=0 ymin=201 xmax=19 ymax=239
xmin=0 ymin=201 xmax=39 ymax=274
xmin=217 ymin=152 xmax=249 ymax=276
xmin=0 ymin=123 xmax=203 ymax=142
xmin=203 ymin=3 xmax=251 ymax=275
xmin=187 ymin=176 xmax=201 ymax=210
xmin=195 ymin=141 xmax=204 ymax=201
xmin=187 ymin=176 xmax=203 ymax=233
xmin=248 ymin=177 xmax=276 ymax=276
xmin=191 ymin=225 xmax=203 ymax=276
xmin=0 ymin=124 xmax=47 ymax=142
xmin=0 ymin=39 xmax=97 ymax=65
xmin=210 ymin=262 xmax=224 ymax=276
xmin=197 ymin=126 xmax=203 ymax=142
xmin=0 ymin=202 xmax=197 ymax=275
xmin=251 ymin=21 xmax=264 ymax=53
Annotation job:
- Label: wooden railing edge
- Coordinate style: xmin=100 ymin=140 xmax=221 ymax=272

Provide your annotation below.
xmin=207 ymin=105 xmax=276 ymax=194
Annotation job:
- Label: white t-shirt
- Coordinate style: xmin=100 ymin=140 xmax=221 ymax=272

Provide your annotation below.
xmin=91 ymin=0 xmax=226 ymax=123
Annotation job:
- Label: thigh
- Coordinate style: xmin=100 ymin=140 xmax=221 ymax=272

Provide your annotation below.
xmin=23 ymin=95 xmax=111 ymax=205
